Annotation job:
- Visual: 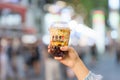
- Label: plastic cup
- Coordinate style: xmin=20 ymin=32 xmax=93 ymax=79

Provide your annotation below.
xmin=49 ymin=22 xmax=71 ymax=57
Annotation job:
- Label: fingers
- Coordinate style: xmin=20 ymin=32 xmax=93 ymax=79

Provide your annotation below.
xmin=48 ymin=45 xmax=50 ymax=49
xmin=60 ymin=46 xmax=71 ymax=51
xmin=48 ymin=49 xmax=51 ymax=53
xmin=48 ymin=45 xmax=73 ymax=60
xmin=48 ymin=45 xmax=63 ymax=60
xmin=54 ymin=57 xmax=62 ymax=60
xmin=48 ymin=46 xmax=72 ymax=53
xmin=48 ymin=45 xmax=70 ymax=51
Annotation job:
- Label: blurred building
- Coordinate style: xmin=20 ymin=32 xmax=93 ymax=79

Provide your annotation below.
xmin=108 ymin=0 xmax=120 ymax=40
xmin=0 ymin=0 xmax=48 ymax=38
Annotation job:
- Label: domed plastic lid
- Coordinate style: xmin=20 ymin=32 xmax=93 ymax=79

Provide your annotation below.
xmin=50 ymin=22 xmax=70 ymax=30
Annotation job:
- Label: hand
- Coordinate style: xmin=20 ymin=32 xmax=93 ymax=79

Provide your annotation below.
xmin=48 ymin=46 xmax=80 ymax=68
xmin=48 ymin=45 xmax=89 ymax=80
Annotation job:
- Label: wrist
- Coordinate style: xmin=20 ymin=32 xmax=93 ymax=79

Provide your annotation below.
xmin=72 ymin=58 xmax=89 ymax=80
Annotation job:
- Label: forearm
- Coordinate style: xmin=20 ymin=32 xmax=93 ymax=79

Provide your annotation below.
xmin=72 ymin=59 xmax=89 ymax=80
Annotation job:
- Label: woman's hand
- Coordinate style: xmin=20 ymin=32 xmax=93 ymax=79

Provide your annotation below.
xmin=48 ymin=46 xmax=80 ymax=68
xmin=48 ymin=45 xmax=89 ymax=80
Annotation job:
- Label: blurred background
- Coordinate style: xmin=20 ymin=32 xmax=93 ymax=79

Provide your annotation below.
xmin=0 ymin=0 xmax=120 ymax=80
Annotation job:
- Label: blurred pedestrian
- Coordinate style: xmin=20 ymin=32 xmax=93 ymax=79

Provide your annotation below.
xmin=25 ymin=42 xmax=41 ymax=78
xmin=14 ymin=38 xmax=26 ymax=80
xmin=6 ymin=38 xmax=15 ymax=79
xmin=0 ymin=45 xmax=8 ymax=80
xmin=116 ymin=41 xmax=120 ymax=63
xmin=30 ymin=45 xmax=41 ymax=76
xmin=90 ymin=44 xmax=98 ymax=65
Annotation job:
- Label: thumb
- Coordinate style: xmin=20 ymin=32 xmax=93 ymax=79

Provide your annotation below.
xmin=60 ymin=46 xmax=70 ymax=51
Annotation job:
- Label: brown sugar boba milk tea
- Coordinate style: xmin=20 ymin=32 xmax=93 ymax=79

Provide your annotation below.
xmin=49 ymin=22 xmax=71 ymax=57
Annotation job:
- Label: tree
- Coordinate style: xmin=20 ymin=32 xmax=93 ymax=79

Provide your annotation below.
xmin=65 ymin=0 xmax=108 ymax=27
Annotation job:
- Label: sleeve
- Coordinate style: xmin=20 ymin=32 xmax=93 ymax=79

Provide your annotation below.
xmin=84 ymin=71 xmax=103 ymax=80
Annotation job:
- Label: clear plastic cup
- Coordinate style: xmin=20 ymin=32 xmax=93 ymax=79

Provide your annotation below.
xmin=49 ymin=22 xmax=71 ymax=57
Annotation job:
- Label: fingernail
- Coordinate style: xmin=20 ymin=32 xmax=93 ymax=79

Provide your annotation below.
xmin=60 ymin=47 xmax=63 ymax=49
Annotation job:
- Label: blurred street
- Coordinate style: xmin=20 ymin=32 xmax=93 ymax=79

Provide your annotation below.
xmin=87 ymin=52 xmax=120 ymax=80
xmin=18 ymin=51 xmax=120 ymax=80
